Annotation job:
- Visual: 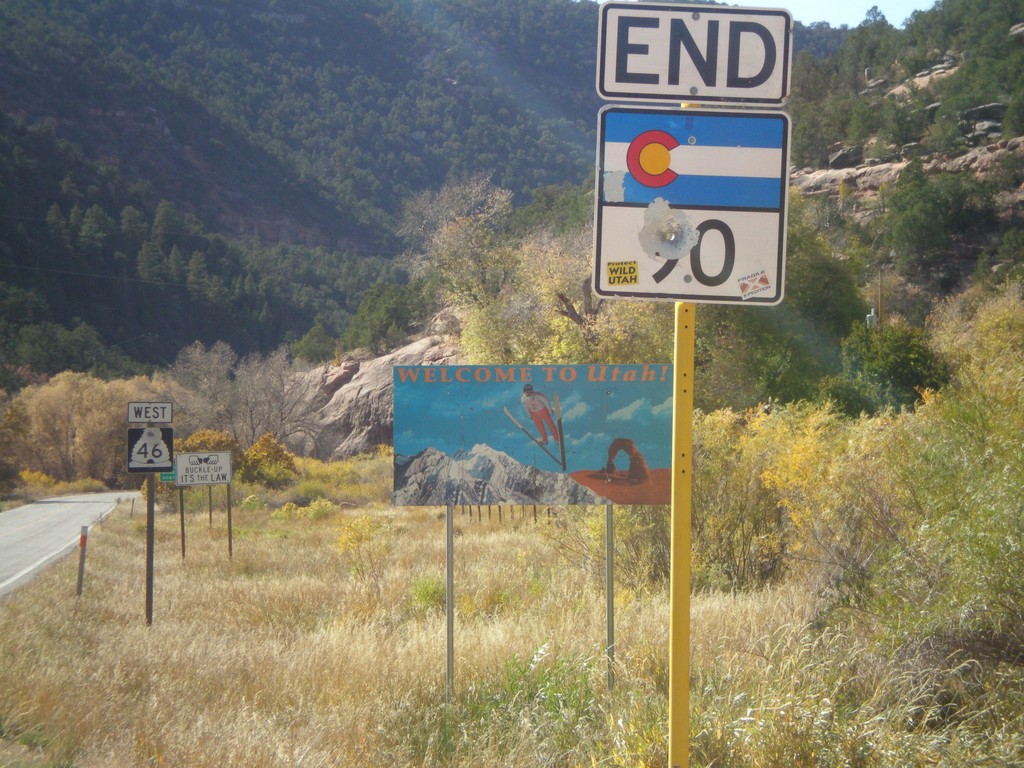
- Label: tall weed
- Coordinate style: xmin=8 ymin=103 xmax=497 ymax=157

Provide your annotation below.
xmin=867 ymin=286 xmax=1024 ymax=664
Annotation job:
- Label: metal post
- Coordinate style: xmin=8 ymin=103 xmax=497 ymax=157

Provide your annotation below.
xmin=208 ymin=486 xmax=213 ymax=529
xmin=669 ymin=302 xmax=695 ymax=768
xmin=226 ymin=484 xmax=233 ymax=559
xmin=146 ymin=473 xmax=155 ymax=625
xmin=179 ymin=487 xmax=186 ymax=559
xmin=606 ymin=500 xmax=615 ymax=689
xmin=445 ymin=504 xmax=455 ymax=700
xmin=76 ymin=526 xmax=88 ymax=597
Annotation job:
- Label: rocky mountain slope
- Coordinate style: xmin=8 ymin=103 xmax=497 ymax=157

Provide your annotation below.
xmin=394 ymin=443 xmax=600 ymax=506
xmin=792 ymin=135 xmax=1024 ymax=223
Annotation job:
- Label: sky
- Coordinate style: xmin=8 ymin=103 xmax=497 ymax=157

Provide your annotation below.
xmin=732 ymin=1 xmax=938 ymax=29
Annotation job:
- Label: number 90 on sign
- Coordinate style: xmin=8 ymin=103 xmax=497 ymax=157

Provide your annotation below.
xmin=594 ymin=205 xmax=784 ymax=304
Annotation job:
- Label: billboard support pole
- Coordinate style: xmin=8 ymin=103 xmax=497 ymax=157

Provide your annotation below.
xmin=227 ymin=484 xmax=233 ymax=559
xmin=446 ymin=504 xmax=455 ymax=701
xmin=606 ymin=500 xmax=615 ymax=689
xmin=669 ymin=302 xmax=695 ymax=768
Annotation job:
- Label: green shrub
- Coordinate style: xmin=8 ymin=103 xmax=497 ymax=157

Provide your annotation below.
xmin=290 ymin=323 xmax=336 ymax=363
xmin=302 ymin=497 xmax=337 ymax=521
xmin=885 ymin=161 xmax=995 ymax=275
xmin=336 ymin=514 xmax=391 ymax=580
xmin=832 ymin=319 xmax=950 ymax=413
xmin=549 ymin=504 xmax=672 ymax=593
xmin=270 ymin=501 xmax=300 ymax=521
xmin=239 ymin=494 xmax=265 ymax=511
xmin=290 ymin=478 xmax=334 ymax=505
xmin=270 ymin=497 xmax=337 ymax=521
xmin=409 ymin=574 xmax=446 ymax=614
xmin=691 ymin=407 xmax=789 ymax=590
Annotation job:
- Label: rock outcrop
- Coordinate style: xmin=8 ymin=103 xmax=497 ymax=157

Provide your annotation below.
xmin=791 ymin=159 xmax=908 ymax=199
xmin=791 ymin=135 xmax=1024 ymax=220
xmin=828 ymin=144 xmax=864 ymax=169
xmin=292 ymin=336 xmax=458 ymax=460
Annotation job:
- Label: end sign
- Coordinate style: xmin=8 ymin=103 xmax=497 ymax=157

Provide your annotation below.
xmin=597 ymin=3 xmax=792 ymax=105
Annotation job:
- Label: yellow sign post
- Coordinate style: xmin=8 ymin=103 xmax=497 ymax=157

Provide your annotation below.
xmin=669 ymin=301 xmax=695 ymax=767
xmin=594 ymin=9 xmax=793 ymax=762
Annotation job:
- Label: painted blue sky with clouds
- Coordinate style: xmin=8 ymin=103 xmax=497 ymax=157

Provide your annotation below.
xmin=394 ymin=365 xmax=674 ymax=473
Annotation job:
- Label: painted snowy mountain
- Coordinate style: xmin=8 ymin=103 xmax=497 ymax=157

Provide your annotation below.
xmin=394 ymin=444 xmax=602 ymax=506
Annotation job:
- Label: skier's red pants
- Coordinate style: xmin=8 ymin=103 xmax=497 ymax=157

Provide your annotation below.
xmin=530 ymin=410 xmax=559 ymax=443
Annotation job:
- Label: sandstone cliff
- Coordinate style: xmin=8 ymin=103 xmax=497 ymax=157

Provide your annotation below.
xmin=791 ymin=136 xmax=1024 ymax=223
xmin=292 ymin=336 xmax=459 ymax=460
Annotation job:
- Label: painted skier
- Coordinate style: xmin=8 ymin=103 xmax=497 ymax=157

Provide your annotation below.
xmin=520 ymin=383 xmax=560 ymax=446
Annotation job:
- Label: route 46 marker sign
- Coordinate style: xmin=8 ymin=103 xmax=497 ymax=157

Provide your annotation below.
xmin=594 ymin=105 xmax=790 ymax=304
xmin=127 ymin=427 xmax=174 ymax=473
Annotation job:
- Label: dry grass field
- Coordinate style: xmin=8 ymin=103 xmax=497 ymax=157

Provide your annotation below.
xmin=2 ymin=457 xmax=1023 ymax=766
xmin=0 ymin=493 xmax=671 ymax=767
xmin=4 ymin=288 xmax=1024 ymax=766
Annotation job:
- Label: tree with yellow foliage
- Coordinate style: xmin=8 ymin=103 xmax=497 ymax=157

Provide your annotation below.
xmin=10 ymin=372 xmax=156 ymax=485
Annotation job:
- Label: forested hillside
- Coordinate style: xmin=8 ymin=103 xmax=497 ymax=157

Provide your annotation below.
xmin=0 ymin=0 xmax=599 ymax=383
xmin=0 ymin=0 xmax=599 ymax=231
xmin=2 ymin=0 xmax=1024 ymax=390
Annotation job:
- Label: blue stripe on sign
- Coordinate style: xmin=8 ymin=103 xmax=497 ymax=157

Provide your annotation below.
xmin=621 ymin=174 xmax=782 ymax=209
xmin=603 ymin=110 xmax=785 ymax=150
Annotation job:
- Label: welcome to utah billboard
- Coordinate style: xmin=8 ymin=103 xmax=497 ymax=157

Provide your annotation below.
xmin=393 ymin=364 xmax=673 ymax=507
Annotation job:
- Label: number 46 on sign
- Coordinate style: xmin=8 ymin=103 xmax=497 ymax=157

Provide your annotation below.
xmin=127 ymin=427 xmax=175 ymax=474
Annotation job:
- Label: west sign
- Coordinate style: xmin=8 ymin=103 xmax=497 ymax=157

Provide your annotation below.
xmin=597 ymin=3 xmax=793 ymax=105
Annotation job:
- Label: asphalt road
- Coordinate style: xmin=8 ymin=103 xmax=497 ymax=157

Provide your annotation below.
xmin=0 ymin=491 xmax=139 ymax=597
